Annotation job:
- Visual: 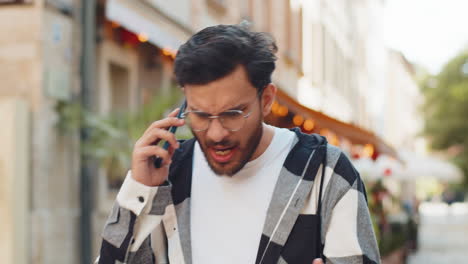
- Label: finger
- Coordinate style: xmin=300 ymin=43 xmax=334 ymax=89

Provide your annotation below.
xmin=142 ymin=108 xmax=181 ymax=135
xmin=137 ymin=128 xmax=180 ymax=149
xmin=134 ymin=146 xmax=172 ymax=165
xmin=144 ymin=116 xmax=185 ymax=135
xmin=312 ymin=258 xmax=324 ymax=264
xmin=141 ymin=117 xmax=184 ymax=143
xmin=168 ymin=108 xmax=180 ymax=117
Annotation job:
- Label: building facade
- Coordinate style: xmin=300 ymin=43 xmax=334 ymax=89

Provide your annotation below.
xmin=0 ymin=0 xmax=82 ymax=263
xmin=383 ymin=50 xmax=424 ymax=150
xmin=299 ymin=0 xmax=387 ymax=131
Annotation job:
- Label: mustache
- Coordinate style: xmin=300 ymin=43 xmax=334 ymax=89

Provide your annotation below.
xmin=205 ymin=139 xmax=237 ymax=148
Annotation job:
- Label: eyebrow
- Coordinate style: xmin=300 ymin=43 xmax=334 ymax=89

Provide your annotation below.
xmin=227 ymin=103 xmax=248 ymax=111
xmin=190 ymin=103 xmax=248 ymax=113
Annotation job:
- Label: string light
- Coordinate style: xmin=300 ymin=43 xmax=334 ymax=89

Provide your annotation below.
xmin=110 ymin=21 xmax=120 ymax=28
xmin=363 ymin=144 xmax=374 ymax=158
xmin=271 ymin=101 xmax=279 ymax=114
xmin=162 ymin=48 xmax=177 ymax=59
xmin=293 ymin=115 xmax=304 ymax=126
xmin=330 ymin=135 xmax=339 ymax=146
xmin=138 ymin=33 xmax=149 ymax=42
xmin=303 ymin=119 xmax=315 ymax=131
xmin=278 ymin=105 xmax=288 ymax=116
xmin=320 ymin=128 xmax=329 ymax=136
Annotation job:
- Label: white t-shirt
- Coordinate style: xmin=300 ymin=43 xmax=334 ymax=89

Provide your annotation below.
xmin=190 ymin=125 xmax=296 ymax=264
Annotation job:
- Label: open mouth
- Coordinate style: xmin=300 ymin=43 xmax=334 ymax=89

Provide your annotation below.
xmin=215 ymin=149 xmax=231 ymax=155
xmin=208 ymin=146 xmax=237 ymax=163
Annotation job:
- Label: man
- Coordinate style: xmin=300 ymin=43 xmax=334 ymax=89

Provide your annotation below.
xmin=97 ymin=23 xmax=380 ymax=264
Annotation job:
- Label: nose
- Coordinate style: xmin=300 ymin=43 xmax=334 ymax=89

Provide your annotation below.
xmin=205 ymin=118 xmax=229 ymax=143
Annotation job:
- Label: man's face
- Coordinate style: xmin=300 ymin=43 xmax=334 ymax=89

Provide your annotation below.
xmin=184 ymin=65 xmax=264 ymax=176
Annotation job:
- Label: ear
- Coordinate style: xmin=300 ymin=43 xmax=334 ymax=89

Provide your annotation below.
xmin=261 ymin=83 xmax=277 ymax=117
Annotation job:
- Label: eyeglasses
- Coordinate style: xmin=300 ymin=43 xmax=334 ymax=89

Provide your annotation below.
xmin=181 ymin=96 xmax=259 ymax=132
xmin=182 ymin=110 xmax=252 ymax=132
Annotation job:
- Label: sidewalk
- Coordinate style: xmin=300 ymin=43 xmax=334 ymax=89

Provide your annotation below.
xmin=408 ymin=202 xmax=468 ymax=264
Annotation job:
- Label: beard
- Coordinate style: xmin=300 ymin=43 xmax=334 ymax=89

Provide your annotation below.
xmin=193 ymin=120 xmax=264 ymax=176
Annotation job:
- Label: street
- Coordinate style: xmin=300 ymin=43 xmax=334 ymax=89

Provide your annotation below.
xmin=408 ymin=202 xmax=468 ymax=263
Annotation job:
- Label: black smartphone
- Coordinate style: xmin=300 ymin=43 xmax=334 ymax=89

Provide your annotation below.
xmin=153 ymin=100 xmax=187 ymax=168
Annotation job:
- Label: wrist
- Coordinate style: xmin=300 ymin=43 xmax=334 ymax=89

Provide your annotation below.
xmin=132 ymin=175 xmax=164 ymax=187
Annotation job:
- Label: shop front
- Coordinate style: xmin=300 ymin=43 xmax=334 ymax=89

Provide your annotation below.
xmin=266 ymin=89 xmax=398 ymax=161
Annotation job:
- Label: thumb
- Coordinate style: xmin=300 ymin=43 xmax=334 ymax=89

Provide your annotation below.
xmin=312 ymin=258 xmax=324 ymax=264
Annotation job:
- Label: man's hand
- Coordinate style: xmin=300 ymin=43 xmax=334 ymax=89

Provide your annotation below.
xmin=313 ymin=258 xmax=324 ymax=264
xmin=131 ymin=108 xmax=185 ymax=186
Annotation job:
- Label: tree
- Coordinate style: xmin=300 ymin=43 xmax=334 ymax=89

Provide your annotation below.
xmin=55 ymin=88 xmax=190 ymax=188
xmin=421 ymin=51 xmax=468 ymax=187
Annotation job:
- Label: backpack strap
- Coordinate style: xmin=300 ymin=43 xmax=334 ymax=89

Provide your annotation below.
xmin=316 ymin=144 xmax=327 ymax=260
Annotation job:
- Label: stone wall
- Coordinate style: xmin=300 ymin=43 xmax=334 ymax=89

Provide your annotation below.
xmin=0 ymin=1 xmax=82 ymax=263
xmin=0 ymin=98 xmax=30 ymax=264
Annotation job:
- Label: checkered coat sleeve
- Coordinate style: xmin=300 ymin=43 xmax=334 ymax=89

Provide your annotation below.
xmin=318 ymin=145 xmax=380 ymax=263
xmin=95 ymin=171 xmax=173 ymax=264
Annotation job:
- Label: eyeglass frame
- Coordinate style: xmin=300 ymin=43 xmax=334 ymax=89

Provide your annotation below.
xmin=180 ymin=92 xmax=262 ymax=132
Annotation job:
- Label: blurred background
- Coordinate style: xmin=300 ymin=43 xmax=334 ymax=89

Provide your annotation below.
xmin=1 ymin=0 xmax=467 ymax=263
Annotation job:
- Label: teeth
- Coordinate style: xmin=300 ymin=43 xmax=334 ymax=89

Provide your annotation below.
xmin=215 ymin=149 xmax=231 ymax=156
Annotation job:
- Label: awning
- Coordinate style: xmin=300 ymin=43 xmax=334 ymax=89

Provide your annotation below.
xmin=352 ymin=151 xmax=463 ymax=183
xmin=399 ymin=150 xmax=463 ymax=182
xmin=268 ymin=89 xmax=398 ymax=159
xmin=352 ymin=155 xmax=405 ymax=181
xmin=106 ymin=0 xmax=190 ymax=51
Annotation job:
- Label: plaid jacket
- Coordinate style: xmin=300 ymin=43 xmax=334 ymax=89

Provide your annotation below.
xmin=96 ymin=128 xmax=380 ymax=264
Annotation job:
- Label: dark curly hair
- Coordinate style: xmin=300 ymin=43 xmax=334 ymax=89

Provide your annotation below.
xmin=174 ymin=22 xmax=278 ymax=94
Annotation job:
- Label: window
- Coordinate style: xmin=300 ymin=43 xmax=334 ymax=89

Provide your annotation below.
xmin=289 ymin=2 xmax=303 ymax=71
xmin=206 ymin=0 xmax=227 ymax=13
xmin=137 ymin=44 xmax=163 ymax=105
xmin=283 ymin=0 xmax=303 ymax=72
xmin=248 ymin=0 xmax=254 ymax=21
xmin=311 ymin=23 xmax=323 ymax=85
xmin=110 ymin=63 xmax=130 ymax=111
xmin=107 ymin=62 xmax=131 ymax=188
xmin=321 ymin=25 xmax=327 ymax=85
xmin=240 ymin=0 xmax=253 ymax=21
xmin=264 ymin=0 xmax=272 ymax=32
xmin=297 ymin=7 xmax=303 ymax=69
xmin=285 ymin=0 xmax=292 ymax=52
xmin=97 ymin=40 xmax=138 ymax=190
xmin=0 ymin=0 xmax=32 ymax=4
